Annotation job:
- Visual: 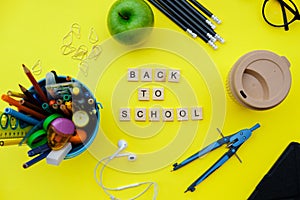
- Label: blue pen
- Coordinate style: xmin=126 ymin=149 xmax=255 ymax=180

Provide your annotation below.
xmin=4 ymin=108 xmax=40 ymax=125
xmin=23 ymin=149 xmax=51 ymax=169
xmin=27 ymin=143 xmax=50 ymax=157
xmin=172 ymin=124 xmax=260 ymax=193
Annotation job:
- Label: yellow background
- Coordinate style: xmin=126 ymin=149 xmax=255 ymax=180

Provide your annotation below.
xmin=0 ymin=0 xmax=300 ymax=199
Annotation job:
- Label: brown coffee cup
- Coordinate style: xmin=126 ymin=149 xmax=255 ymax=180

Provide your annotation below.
xmin=228 ymin=50 xmax=292 ymax=110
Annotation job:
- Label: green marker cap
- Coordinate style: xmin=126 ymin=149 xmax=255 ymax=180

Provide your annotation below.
xmin=43 ymin=113 xmax=63 ymax=130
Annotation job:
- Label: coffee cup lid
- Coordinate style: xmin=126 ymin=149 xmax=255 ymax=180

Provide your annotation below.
xmin=229 ymin=50 xmax=291 ymax=110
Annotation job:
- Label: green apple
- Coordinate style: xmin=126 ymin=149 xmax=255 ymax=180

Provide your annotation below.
xmin=107 ymin=0 xmax=154 ymax=45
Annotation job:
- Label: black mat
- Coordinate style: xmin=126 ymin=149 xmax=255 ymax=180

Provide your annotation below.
xmin=248 ymin=142 xmax=300 ymax=200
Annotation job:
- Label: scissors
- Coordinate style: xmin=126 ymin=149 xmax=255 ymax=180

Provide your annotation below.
xmin=172 ymin=123 xmax=260 ymax=193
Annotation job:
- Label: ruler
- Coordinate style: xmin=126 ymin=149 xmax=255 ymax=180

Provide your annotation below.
xmin=0 ymin=111 xmax=32 ymax=139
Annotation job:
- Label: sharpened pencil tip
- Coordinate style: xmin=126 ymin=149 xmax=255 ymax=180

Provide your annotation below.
xmin=18 ymin=84 xmax=26 ymax=91
xmin=22 ymin=64 xmax=29 ymax=72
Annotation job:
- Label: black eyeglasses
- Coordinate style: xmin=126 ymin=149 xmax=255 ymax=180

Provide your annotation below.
xmin=262 ymin=0 xmax=300 ymax=30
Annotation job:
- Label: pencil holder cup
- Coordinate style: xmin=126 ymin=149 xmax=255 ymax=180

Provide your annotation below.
xmin=29 ymin=76 xmax=100 ymax=159
xmin=227 ymin=50 xmax=292 ymax=110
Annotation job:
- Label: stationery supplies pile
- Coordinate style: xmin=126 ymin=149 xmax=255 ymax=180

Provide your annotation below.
xmin=147 ymin=0 xmax=224 ymax=49
xmin=1 ymin=64 xmax=100 ymax=168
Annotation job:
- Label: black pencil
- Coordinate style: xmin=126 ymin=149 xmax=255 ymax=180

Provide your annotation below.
xmin=147 ymin=0 xmax=197 ymax=38
xmin=149 ymin=0 xmax=217 ymax=49
xmin=188 ymin=0 xmax=221 ymax=24
xmin=18 ymin=84 xmax=40 ymax=105
xmin=162 ymin=0 xmax=216 ymax=42
xmin=171 ymin=0 xmax=224 ymax=43
xmin=178 ymin=0 xmax=216 ymax=30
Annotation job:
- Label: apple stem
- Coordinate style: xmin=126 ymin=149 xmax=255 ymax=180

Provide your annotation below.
xmin=118 ymin=12 xmax=129 ymax=20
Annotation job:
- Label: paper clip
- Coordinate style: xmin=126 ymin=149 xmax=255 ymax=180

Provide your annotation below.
xmin=60 ymin=44 xmax=76 ymax=55
xmin=71 ymin=23 xmax=81 ymax=39
xmin=88 ymin=27 xmax=99 ymax=44
xmin=31 ymin=59 xmax=42 ymax=75
xmin=62 ymin=31 xmax=73 ymax=46
xmin=87 ymin=45 xmax=102 ymax=60
xmin=78 ymin=60 xmax=89 ymax=77
xmin=72 ymin=45 xmax=88 ymax=61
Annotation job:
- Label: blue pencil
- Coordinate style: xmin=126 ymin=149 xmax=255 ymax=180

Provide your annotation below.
xmin=4 ymin=107 xmax=40 ymax=125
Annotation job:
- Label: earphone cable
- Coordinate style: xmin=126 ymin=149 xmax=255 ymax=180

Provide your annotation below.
xmin=94 ymin=155 xmax=158 ymax=200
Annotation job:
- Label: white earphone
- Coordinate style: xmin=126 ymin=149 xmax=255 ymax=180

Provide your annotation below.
xmin=109 ymin=139 xmax=128 ymax=159
xmin=115 ymin=153 xmax=137 ymax=161
xmin=94 ymin=139 xmax=158 ymax=200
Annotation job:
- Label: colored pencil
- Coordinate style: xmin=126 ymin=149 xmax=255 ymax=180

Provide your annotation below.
xmin=1 ymin=94 xmax=47 ymax=119
xmin=22 ymin=64 xmax=48 ymax=102
xmin=60 ymin=104 xmax=71 ymax=116
xmin=19 ymin=99 xmax=45 ymax=113
xmin=19 ymin=84 xmax=40 ymax=105
xmin=4 ymin=107 xmax=40 ymax=125
xmin=7 ymin=90 xmax=27 ymax=99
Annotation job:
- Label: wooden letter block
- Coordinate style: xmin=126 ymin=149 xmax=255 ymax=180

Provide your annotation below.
xmin=149 ymin=108 xmax=160 ymax=121
xmin=141 ymin=68 xmax=152 ymax=82
xmin=138 ymin=88 xmax=150 ymax=101
xmin=153 ymin=88 xmax=164 ymax=101
xmin=162 ymin=108 xmax=174 ymax=122
xmin=177 ymin=108 xmax=188 ymax=121
xmin=191 ymin=107 xmax=203 ymax=120
xmin=135 ymin=108 xmax=146 ymax=121
xmin=168 ymin=69 xmax=180 ymax=82
xmin=128 ymin=68 xmax=139 ymax=82
xmin=119 ymin=108 xmax=131 ymax=121
xmin=154 ymin=68 xmax=166 ymax=82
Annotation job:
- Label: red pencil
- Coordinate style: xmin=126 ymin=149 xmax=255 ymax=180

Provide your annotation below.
xmin=1 ymin=94 xmax=46 ymax=119
xmin=22 ymin=64 xmax=48 ymax=103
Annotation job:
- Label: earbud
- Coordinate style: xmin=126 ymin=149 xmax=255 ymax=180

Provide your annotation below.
xmin=110 ymin=139 xmax=128 ymax=160
xmin=115 ymin=153 xmax=137 ymax=161
xmin=117 ymin=139 xmax=128 ymax=150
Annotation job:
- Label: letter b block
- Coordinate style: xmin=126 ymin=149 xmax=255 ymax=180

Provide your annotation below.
xmin=128 ymin=68 xmax=139 ymax=82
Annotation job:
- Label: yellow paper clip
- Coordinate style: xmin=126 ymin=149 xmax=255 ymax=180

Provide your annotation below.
xmin=71 ymin=23 xmax=81 ymax=39
xmin=87 ymin=45 xmax=102 ymax=60
xmin=72 ymin=45 xmax=88 ymax=61
xmin=78 ymin=60 xmax=89 ymax=77
xmin=31 ymin=59 xmax=42 ymax=75
xmin=62 ymin=31 xmax=73 ymax=46
xmin=61 ymin=44 xmax=76 ymax=55
xmin=88 ymin=27 xmax=99 ymax=44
